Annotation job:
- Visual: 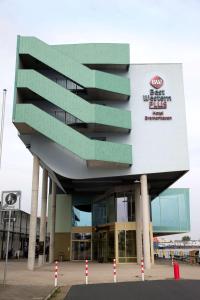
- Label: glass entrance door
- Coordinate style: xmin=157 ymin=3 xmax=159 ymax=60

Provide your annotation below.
xmin=71 ymin=232 xmax=92 ymax=260
xmin=98 ymin=232 xmax=107 ymax=261
xmin=72 ymin=241 xmax=91 ymax=260
xmin=93 ymin=230 xmax=114 ymax=262
xmin=118 ymin=230 xmax=137 ymax=262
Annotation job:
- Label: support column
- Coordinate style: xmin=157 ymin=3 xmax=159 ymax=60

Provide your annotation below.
xmin=150 ymin=223 xmax=155 ymax=265
xmin=135 ymin=184 xmax=142 ymax=264
xmin=115 ymin=226 xmax=119 ymax=263
xmin=140 ymin=174 xmax=151 ymax=269
xmin=38 ymin=169 xmax=48 ymax=266
xmin=49 ymin=181 xmax=56 ymax=263
xmin=28 ymin=155 xmax=40 ymax=270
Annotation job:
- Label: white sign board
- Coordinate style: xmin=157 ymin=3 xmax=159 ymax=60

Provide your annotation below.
xmin=130 ymin=63 xmax=189 ymax=175
xmin=1 ymin=191 xmax=21 ymax=210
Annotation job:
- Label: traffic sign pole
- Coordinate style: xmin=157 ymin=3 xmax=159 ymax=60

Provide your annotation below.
xmin=3 ymin=209 xmax=12 ymax=286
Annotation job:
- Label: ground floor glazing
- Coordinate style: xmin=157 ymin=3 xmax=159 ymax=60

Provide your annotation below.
xmin=57 ymin=222 xmax=141 ymax=263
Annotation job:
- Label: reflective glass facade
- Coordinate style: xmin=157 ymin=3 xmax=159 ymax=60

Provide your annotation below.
xmin=92 ymin=193 xmax=135 ymax=226
xmin=71 ymin=232 xmax=92 ymax=260
xmin=93 ymin=231 xmax=115 ymax=262
xmin=152 ymin=188 xmax=190 ymax=234
xmin=118 ymin=230 xmax=136 ymax=263
xmin=117 ymin=194 xmax=135 ymax=222
xmin=72 ymin=199 xmax=92 ymax=227
xmin=53 ymin=188 xmax=189 ymax=263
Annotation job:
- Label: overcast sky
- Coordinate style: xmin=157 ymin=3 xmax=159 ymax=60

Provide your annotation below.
xmin=0 ymin=0 xmax=199 ymax=239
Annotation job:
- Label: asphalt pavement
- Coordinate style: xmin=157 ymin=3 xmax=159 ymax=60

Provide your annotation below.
xmin=65 ymin=280 xmax=200 ymax=300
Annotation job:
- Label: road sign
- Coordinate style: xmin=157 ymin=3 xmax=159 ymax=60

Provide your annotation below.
xmin=1 ymin=191 xmax=21 ymax=210
xmin=0 ymin=191 xmax=21 ymax=286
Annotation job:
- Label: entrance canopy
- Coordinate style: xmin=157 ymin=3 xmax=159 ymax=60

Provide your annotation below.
xmin=55 ymin=170 xmax=186 ymax=199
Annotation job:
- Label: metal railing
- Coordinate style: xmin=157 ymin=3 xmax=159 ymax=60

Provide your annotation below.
xmin=53 ymin=110 xmax=83 ymax=125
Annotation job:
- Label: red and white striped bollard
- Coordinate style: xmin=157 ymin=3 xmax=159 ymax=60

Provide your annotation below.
xmin=54 ymin=261 xmax=58 ymax=287
xmin=85 ymin=259 xmax=89 ymax=284
xmin=113 ymin=259 xmax=117 ymax=283
xmin=141 ymin=258 xmax=144 ymax=281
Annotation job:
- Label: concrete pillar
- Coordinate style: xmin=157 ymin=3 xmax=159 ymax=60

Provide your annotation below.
xmin=115 ymin=227 xmax=119 ymax=264
xmin=135 ymin=184 xmax=142 ymax=264
xmin=140 ymin=174 xmax=151 ymax=269
xmin=150 ymin=223 xmax=155 ymax=265
xmin=49 ymin=181 xmax=56 ymax=263
xmin=38 ymin=169 xmax=48 ymax=266
xmin=28 ymin=155 xmax=40 ymax=270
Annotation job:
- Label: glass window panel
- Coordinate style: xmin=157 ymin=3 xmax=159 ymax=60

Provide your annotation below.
xmin=95 ymin=231 xmax=108 ymax=262
xmin=92 ymin=196 xmax=115 ymax=226
xmin=118 ymin=230 xmax=136 ymax=259
xmin=72 ymin=207 xmax=91 ymax=227
xmin=152 ymin=189 xmax=190 ymax=233
xmin=126 ymin=230 xmax=136 ymax=257
xmin=85 ymin=242 xmax=91 ymax=260
xmin=72 ymin=241 xmax=91 ymax=260
xmin=160 ymin=195 xmax=179 ymax=229
xmin=117 ymin=197 xmax=128 ymax=222
xmin=93 ymin=202 xmax=107 ymax=226
xmin=127 ymin=195 xmax=135 ymax=221
xmin=117 ymin=194 xmax=135 ymax=222
xmin=72 ymin=241 xmax=79 ymax=260
xmin=55 ymin=110 xmax=65 ymax=123
xmin=118 ymin=230 xmax=125 ymax=257
xmin=108 ymin=231 xmax=115 ymax=260
xmin=79 ymin=242 xmax=85 ymax=260
xmin=107 ymin=196 xmax=115 ymax=223
xmin=72 ymin=233 xmax=91 ymax=240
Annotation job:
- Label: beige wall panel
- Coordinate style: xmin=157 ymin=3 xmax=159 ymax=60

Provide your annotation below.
xmin=54 ymin=232 xmax=71 ymax=261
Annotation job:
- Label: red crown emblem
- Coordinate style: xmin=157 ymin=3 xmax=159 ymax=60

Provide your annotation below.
xmin=150 ymin=75 xmax=164 ymax=89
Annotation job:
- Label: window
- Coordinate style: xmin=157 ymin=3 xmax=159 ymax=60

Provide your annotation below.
xmin=117 ymin=194 xmax=135 ymax=222
xmin=118 ymin=230 xmax=136 ymax=263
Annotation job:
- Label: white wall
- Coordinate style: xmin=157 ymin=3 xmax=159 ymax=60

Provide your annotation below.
xmin=130 ymin=63 xmax=189 ymax=174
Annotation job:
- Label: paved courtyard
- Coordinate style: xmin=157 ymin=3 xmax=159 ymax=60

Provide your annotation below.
xmin=0 ymin=259 xmax=200 ymax=299
xmin=0 ymin=284 xmax=53 ymax=300
xmin=0 ymin=259 xmax=200 ymax=286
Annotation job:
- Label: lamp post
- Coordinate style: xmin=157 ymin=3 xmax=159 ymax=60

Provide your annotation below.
xmin=0 ymin=89 xmax=7 ymax=168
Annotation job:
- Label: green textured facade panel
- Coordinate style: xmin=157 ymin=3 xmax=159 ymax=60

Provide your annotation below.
xmin=14 ymin=104 xmax=132 ymax=164
xmin=18 ymin=36 xmax=130 ymax=96
xmin=13 ymin=36 xmax=132 ymax=168
xmin=152 ymin=188 xmax=190 ymax=234
xmin=13 ymin=35 xmax=20 ymax=118
xmin=17 ymin=69 xmax=131 ymax=129
xmin=94 ymin=140 xmax=132 ymax=163
xmin=53 ymin=43 xmax=130 ymax=65
xmin=95 ymin=104 xmax=131 ymax=129
xmin=94 ymin=70 xmax=130 ymax=96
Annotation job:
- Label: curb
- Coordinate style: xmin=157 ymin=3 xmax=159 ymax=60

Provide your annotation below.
xmin=43 ymin=286 xmax=60 ymax=300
